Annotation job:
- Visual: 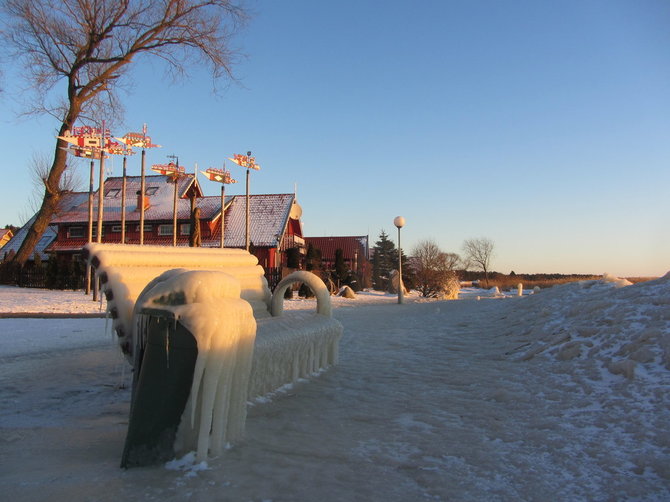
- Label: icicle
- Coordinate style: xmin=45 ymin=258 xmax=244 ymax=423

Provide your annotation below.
xmin=165 ymin=321 xmax=170 ymax=369
xmin=104 ymin=314 xmax=111 ymax=341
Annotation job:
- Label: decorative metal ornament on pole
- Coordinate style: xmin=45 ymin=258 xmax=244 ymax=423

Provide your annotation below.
xmin=95 ymin=122 xmax=109 ymax=243
xmin=152 ymin=158 xmax=186 ymax=246
xmin=201 ymin=166 xmax=237 ymax=248
xmin=228 ymin=152 xmax=260 ymax=251
xmin=394 ymin=216 xmax=406 ymax=304
xmin=116 ymin=125 xmax=160 ymax=245
xmin=105 ymin=140 xmax=135 ymax=244
xmin=57 ymin=126 xmax=107 ymax=299
xmin=121 ymin=155 xmax=127 ymax=243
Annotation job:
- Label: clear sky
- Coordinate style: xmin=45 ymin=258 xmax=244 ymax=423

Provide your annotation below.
xmin=1 ymin=0 xmax=669 ymax=277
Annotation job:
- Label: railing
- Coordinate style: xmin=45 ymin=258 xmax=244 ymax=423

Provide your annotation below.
xmin=0 ymin=263 xmax=85 ymax=290
xmin=264 ymin=266 xmax=281 ymax=291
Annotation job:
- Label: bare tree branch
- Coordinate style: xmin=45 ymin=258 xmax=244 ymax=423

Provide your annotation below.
xmin=462 ymin=237 xmax=495 ymax=288
xmin=411 ymin=239 xmax=461 ymax=298
xmin=2 ymin=0 xmax=248 ymax=265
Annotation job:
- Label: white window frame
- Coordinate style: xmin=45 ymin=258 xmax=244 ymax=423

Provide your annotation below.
xmin=68 ymin=226 xmax=85 ymax=238
xmin=158 ymin=224 xmax=173 ymax=236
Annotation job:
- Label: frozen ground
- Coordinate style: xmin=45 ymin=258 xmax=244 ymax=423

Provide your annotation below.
xmin=1 ymin=276 xmax=669 ymax=501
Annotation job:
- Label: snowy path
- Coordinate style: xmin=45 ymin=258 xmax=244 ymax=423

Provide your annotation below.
xmin=1 ymin=295 xmax=668 ymax=501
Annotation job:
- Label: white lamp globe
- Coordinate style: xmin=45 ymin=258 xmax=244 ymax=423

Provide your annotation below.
xmin=394 ymin=216 xmax=405 ymax=229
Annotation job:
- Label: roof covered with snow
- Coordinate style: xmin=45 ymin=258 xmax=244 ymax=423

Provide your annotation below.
xmin=209 ymin=193 xmax=298 ymax=248
xmin=2 ymin=192 xmax=89 ymax=260
xmin=50 ymin=175 xmax=203 ymax=224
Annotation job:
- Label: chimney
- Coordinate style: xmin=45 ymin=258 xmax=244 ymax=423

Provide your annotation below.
xmin=136 ymin=190 xmax=150 ymax=211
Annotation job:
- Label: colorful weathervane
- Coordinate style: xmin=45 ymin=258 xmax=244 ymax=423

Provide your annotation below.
xmin=201 ymin=166 xmax=237 ymax=248
xmin=116 ymin=125 xmax=161 ymax=245
xmin=152 ymin=157 xmax=187 ymax=246
xmin=151 ymin=161 xmax=186 ymax=178
xmin=58 ymin=123 xmax=134 ymax=297
xmin=228 ymin=151 xmax=260 ymax=251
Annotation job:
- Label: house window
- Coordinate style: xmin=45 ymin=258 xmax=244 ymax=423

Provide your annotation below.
xmin=180 ymin=223 xmax=191 ymax=236
xmin=105 ymin=189 xmax=120 ymax=198
xmin=158 ymin=224 xmax=173 ymax=236
xmin=145 ymin=187 xmax=159 ymax=196
xmin=136 ymin=224 xmax=152 ymax=232
xmin=68 ymin=226 xmax=85 ymax=238
xmin=111 ymin=225 xmax=124 ymax=233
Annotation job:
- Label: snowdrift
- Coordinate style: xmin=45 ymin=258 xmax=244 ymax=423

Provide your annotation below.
xmin=503 ymin=272 xmax=670 ymax=382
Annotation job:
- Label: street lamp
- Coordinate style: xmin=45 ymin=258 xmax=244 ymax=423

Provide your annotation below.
xmin=394 ymin=216 xmax=405 ymax=304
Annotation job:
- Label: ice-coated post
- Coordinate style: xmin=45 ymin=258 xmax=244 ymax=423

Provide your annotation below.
xmin=517 ymin=283 xmax=523 ymax=297
xmin=394 ymin=216 xmax=405 ymax=304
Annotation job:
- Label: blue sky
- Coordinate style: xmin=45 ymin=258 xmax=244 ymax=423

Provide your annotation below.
xmin=1 ymin=0 xmax=669 ymax=276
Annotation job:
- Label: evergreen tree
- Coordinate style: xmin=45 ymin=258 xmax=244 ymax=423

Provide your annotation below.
xmin=300 ymin=244 xmax=322 ymax=297
xmin=45 ymin=254 xmax=59 ymax=289
xmin=333 ymin=248 xmax=348 ymax=287
xmin=304 ymin=243 xmax=322 ymax=272
xmin=285 ymin=247 xmax=300 ymax=269
xmin=371 ymin=230 xmax=396 ymax=291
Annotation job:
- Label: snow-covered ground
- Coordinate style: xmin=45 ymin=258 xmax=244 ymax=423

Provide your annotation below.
xmin=1 ymin=276 xmax=669 ymax=501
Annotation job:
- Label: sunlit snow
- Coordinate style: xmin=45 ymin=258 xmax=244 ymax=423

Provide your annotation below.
xmin=1 ymin=273 xmax=669 ymax=500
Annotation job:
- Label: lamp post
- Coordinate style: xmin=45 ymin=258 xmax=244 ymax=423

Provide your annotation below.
xmin=394 ymin=216 xmax=405 ymax=304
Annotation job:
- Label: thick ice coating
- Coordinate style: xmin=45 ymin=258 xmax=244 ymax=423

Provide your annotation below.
xmin=85 ymin=243 xmax=271 ymax=362
xmin=135 ymin=270 xmax=257 ymax=462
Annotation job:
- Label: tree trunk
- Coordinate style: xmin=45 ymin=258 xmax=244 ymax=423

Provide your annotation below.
xmin=12 ymin=121 xmax=75 ymax=266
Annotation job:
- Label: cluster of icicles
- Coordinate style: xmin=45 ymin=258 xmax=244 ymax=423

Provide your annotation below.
xmin=134 ymin=269 xmax=257 ymax=462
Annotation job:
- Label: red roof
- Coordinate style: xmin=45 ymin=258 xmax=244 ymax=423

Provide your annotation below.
xmin=304 ymin=236 xmax=369 ymax=262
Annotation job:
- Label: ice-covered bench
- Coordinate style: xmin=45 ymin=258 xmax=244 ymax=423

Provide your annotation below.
xmin=83 ymin=243 xmax=342 ymax=466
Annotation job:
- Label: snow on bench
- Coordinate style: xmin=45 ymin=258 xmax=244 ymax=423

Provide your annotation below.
xmin=83 ymin=243 xmax=342 ymax=465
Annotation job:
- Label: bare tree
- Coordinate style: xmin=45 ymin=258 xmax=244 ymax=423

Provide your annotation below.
xmin=412 ymin=239 xmax=460 ymax=298
xmin=20 ymin=151 xmax=83 ymax=223
xmin=2 ymin=0 xmax=247 ymax=265
xmin=462 ymin=237 xmax=495 ymax=288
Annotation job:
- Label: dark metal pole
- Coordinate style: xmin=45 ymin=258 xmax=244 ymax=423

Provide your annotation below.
xmin=86 ymin=159 xmax=94 ymax=295
xmin=172 ymin=175 xmax=178 ymax=247
xmin=397 ymin=225 xmax=404 ymax=304
xmin=139 ymin=148 xmax=146 ymax=245
xmin=96 ymin=126 xmax=105 ymax=244
xmin=245 ymin=150 xmax=252 ymax=252
xmin=121 ymin=155 xmax=127 ymax=244
xmin=221 ymin=180 xmax=226 ymax=249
